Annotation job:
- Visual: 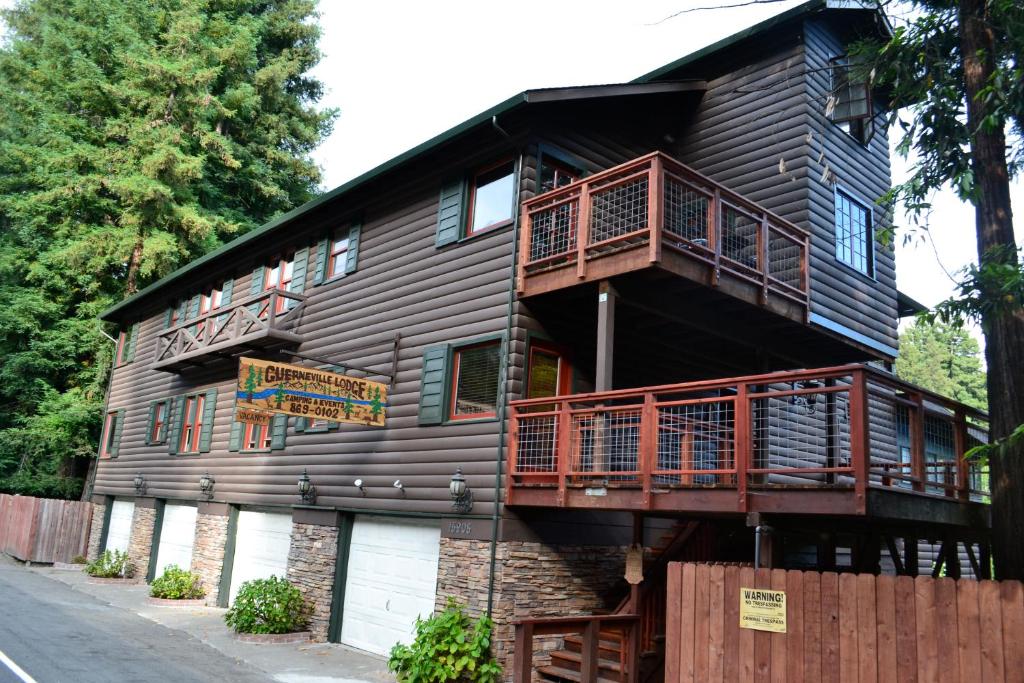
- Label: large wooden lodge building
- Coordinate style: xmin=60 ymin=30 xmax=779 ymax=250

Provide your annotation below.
xmin=87 ymin=1 xmax=991 ymax=678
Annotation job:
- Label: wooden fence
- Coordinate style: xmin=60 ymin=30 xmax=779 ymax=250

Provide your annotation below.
xmin=0 ymin=493 xmax=93 ymax=563
xmin=666 ymin=562 xmax=1024 ymax=683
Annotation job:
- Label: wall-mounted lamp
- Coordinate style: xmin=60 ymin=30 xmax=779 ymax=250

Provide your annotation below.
xmin=133 ymin=473 xmax=147 ymax=496
xmin=298 ymin=468 xmax=317 ymax=505
xmin=790 ymin=380 xmax=822 ymax=416
xmin=354 ymin=479 xmax=365 ymax=494
xmin=199 ymin=471 xmax=215 ymax=500
xmin=393 ymin=479 xmax=404 ymax=493
xmin=449 ymin=467 xmax=474 ymax=514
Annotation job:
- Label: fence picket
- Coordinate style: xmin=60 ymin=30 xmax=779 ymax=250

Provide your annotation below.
xmin=935 ymin=578 xmax=960 ymax=683
xmin=957 ymin=579 xmax=981 ymax=682
xmin=999 ymin=581 xmax=1023 ymax=680
xmin=0 ymin=495 xmax=91 ymax=563
xmin=978 ymin=581 xmax=1005 ymax=683
xmin=875 ymin=575 xmax=897 ymax=683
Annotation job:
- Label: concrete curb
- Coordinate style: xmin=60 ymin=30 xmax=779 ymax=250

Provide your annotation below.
xmin=87 ymin=576 xmax=142 ymax=585
xmin=231 ymin=631 xmax=312 ymax=644
xmin=51 ymin=562 xmax=87 ymax=571
xmin=146 ymin=596 xmax=209 ymax=608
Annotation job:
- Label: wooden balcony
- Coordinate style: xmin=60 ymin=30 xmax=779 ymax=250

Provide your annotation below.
xmin=507 ymin=365 xmax=990 ymax=528
xmin=152 ymin=289 xmax=306 ymax=373
xmin=517 ymin=151 xmax=810 ymax=322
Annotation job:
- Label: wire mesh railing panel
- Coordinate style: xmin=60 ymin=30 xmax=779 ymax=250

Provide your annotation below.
xmin=589 ymin=177 xmax=649 ymax=244
xmin=750 ymin=383 xmax=852 ymax=486
xmin=569 ymin=409 xmax=642 ymax=483
xmin=924 ymin=414 xmax=957 ymax=494
xmin=655 ymin=400 xmax=735 ymax=486
xmin=767 ymin=228 xmax=803 ymax=290
xmin=720 ymin=204 xmax=760 ymax=270
xmin=663 ymin=176 xmax=710 ymax=247
xmin=515 ymin=414 xmax=557 ymax=473
xmin=867 ymin=387 xmax=912 ymax=489
xmin=966 ymin=418 xmax=990 ymax=502
xmin=528 ymin=200 xmax=578 ymax=264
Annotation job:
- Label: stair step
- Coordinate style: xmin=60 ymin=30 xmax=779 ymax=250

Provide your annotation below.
xmin=537 ymin=665 xmax=621 ymax=683
xmin=563 ymin=635 xmax=623 ymax=659
xmin=550 ymin=649 xmax=623 ymax=673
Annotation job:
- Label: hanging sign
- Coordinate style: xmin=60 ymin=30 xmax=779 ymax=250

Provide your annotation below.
xmin=625 ymin=545 xmax=645 ymax=585
xmin=235 ymin=407 xmax=274 ymax=426
xmin=739 ymin=587 xmax=787 ymax=633
xmin=236 ymin=357 xmax=388 ymax=427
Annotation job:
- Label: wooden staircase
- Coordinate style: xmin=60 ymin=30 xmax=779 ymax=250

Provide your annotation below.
xmin=533 ymin=521 xmax=708 ymax=683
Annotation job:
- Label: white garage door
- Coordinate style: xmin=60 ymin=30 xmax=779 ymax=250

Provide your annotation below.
xmin=104 ymin=500 xmax=134 ymax=554
xmin=341 ymin=516 xmax=441 ymax=656
xmin=228 ymin=510 xmax=292 ymax=604
xmin=153 ymin=504 xmax=198 ymax=579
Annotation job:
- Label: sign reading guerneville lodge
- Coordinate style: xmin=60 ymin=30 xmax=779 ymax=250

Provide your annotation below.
xmin=739 ymin=587 xmax=787 ymax=633
xmin=236 ymin=357 xmax=388 ymax=427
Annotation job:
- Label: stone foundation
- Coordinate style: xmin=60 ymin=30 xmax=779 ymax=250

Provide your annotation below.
xmin=86 ymin=501 xmax=107 ymax=561
xmin=435 ymin=538 xmax=628 ymax=678
xmin=126 ymin=505 xmax=157 ymax=580
xmin=191 ymin=510 xmax=230 ymax=606
xmin=286 ymin=522 xmax=340 ymax=643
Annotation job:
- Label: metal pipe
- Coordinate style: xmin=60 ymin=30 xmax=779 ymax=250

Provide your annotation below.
xmin=754 ymin=525 xmax=762 ymax=569
xmin=491 ymin=115 xmax=511 ymax=138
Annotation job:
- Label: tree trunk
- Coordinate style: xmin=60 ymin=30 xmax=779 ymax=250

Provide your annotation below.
xmin=959 ymin=0 xmax=1024 ymax=580
xmin=125 ymin=234 xmax=144 ymax=295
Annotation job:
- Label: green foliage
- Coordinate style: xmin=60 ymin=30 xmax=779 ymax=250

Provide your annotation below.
xmin=895 ymin=318 xmax=987 ymax=411
xmin=388 ymin=599 xmax=502 ymax=683
xmin=149 ymin=564 xmax=206 ymax=600
xmin=85 ymin=550 xmax=136 ymax=578
xmin=71 ymin=555 xmax=87 ymax=564
xmin=0 ymin=0 xmax=335 ymax=498
xmin=224 ymin=576 xmax=309 ymax=634
xmin=927 ymin=246 xmax=1024 ymax=334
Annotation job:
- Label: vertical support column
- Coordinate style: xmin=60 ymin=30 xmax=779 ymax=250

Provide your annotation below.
xmin=576 ymin=181 xmax=592 ymax=280
xmin=513 ymin=622 xmax=534 ymax=683
xmin=910 ymin=392 xmax=926 ymax=493
xmin=904 ymin=536 xmax=919 ymax=577
xmin=596 ymin=281 xmax=616 ymax=393
xmin=849 ymin=370 xmax=870 ymax=514
xmin=516 ymin=201 xmax=530 ymax=294
xmin=735 ymin=385 xmax=750 ymax=512
xmin=825 ymin=378 xmax=838 ymax=485
xmin=758 ymin=215 xmax=769 ymax=305
xmin=648 ymin=155 xmax=663 ymax=264
xmin=954 ymin=408 xmax=969 ymax=500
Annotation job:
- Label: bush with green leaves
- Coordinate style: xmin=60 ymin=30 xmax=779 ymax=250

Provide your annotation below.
xmin=85 ymin=550 xmax=135 ymax=578
xmin=71 ymin=555 xmax=87 ymax=565
xmin=388 ymin=599 xmax=502 ymax=683
xmin=150 ymin=565 xmax=205 ymax=600
xmin=224 ymin=576 xmax=309 ymax=634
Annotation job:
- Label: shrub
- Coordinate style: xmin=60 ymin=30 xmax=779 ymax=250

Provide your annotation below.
xmin=388 ymin=599 xmax=502 ymax=683
xmin=85 ymin=550 xmax=135 ymax=578
xmin=71 ymin=555 xmax=87 ymax=564
xmin=150 ymin=565 xmax=206 ymax=600
xmin=224 ymin=576 xmax=309 ymax=634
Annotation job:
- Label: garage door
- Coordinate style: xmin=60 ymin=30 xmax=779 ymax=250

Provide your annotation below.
xmin=228 ymin=510 xmax=292 ymax=605
xmin=153 ymin=504 xmax=198 ymax=579
xmin=341 ymin=516 xmax=441 ymax=656
xmin=104 ymin=500 xmax=134 ymax=554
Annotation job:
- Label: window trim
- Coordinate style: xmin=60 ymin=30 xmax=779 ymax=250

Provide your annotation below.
xmin=100 ymin=410 xmax=120 ymax=458
xmin=326 ymin=234 xmax=351 ymax=281
xmin=241 ymin=422 xmax=273 ymax=453
xmin=524 ymin=336 xmax=573 ymax=399
xmin=827 ymin=55 xmax=875 ymax=145
xmin=178 ymin=393 xmax=207 ymax=455
xmin=444 ymin=335 xmax=505 ymax=423
xmin=465 ymin=158 xmax=516 ymax=237
xmin=536 ymin=144 xmax=587 ymax=196
xmin=149 ymin=400 xmax=169 ymax=445
xmin=833 ymin=185 xmax=876 ymax=280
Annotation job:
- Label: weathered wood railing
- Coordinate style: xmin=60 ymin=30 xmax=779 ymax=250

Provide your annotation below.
xmin=512 ymin=614 xmax=640 ymax=683
xmin=507 ymin=364 xmax=990 ymax=515
xmin=516 ymin=151 xmax=810 ymax=310
xmin=153 ymin=289 xmax=306 ymax=371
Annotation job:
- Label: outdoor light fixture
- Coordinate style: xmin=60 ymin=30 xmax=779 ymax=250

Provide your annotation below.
xmin=199 ymin=471 xmax=215 ymax=500
xmin=133 ymin=473 xmax=147 ymax=496
xmin=449 ymin=467 xmax=474 ymax=514
xmin=354 ymin=479 xmax=365 ymax=494
xmin=393 ymin=479 xmax=404 ymax=493
xmin=298 ymin=468 xmax=317 ymax=504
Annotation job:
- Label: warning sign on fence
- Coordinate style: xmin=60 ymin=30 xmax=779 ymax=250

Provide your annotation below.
xmin=739 ymin=587 xmax=787 ymax=633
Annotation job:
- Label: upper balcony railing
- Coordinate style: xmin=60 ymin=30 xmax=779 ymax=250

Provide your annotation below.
xmin=152 ymin=289 xmax=306 ymax=372
xmin=507 ymin=364 xmax=989 ymax=520
xmin=517 ymin=152 xmax=810 ymax=315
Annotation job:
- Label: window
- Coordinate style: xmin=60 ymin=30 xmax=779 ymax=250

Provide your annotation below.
xmin=828 ymin=56 xmax=873 ymax=143
xmin=538 ymin=156 xmax=580 ymax=194
xmin=115 ymin=323 xmax=138 ymax=366
xmin=242 ymin=423 xmax=273 ymax=451
xmin=327 ymin=235 xmax=350 ymax=280
xmin=450 ymin=340 xmax=502 ymax=419
xmin=100 ymin=410 xmax=122 ymax=458
xmin=170 ymin=303 xmax=181 ymax=328
xmin=116 ymin=330 xmax=129 ymax=365
xmin=200 ymin=287 xmax=223 ymax=315
xmin=148 ymin=400 xmax=169 ymax=445
xmin=526 ymin=342 xmax=570 ymax=399
xmin=835 ymin=189 xmax=873 ymax=276
xmin=179 ymin=393 xmax=207 ymax=454
xmin=467 ymin=160 xmax=515 ymax=235
xmin=264 ymin=255 xmax=294 ymax=314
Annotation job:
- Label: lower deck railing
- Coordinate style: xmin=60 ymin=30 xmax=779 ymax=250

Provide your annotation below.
xmin=507 ymin=364 xmax=990 ymax=513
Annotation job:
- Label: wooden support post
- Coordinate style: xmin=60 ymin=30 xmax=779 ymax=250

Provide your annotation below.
xmin=849 ymin=370 xmax=870 ymax=514
xmin=884 ymin=535 xmax=906 ymax=575
xmin=555 ymin=401 xmax=572 ymax=507
xmin=758 ymin=215 xmax=769 ymax=305
xmin=516 ymin=201 xmax=531 ymax=294
xmin=931 ymin=541 xmax=947 ymax=578
xmin=735 ymin=385 xmax=750 ymax=512
xmin=596 ymin=281 xmax=616 ymax=392
xmin=710 ymin=188 xmax=721 ymax=287
xmin=577 ymin=182 xmax=592 ymax=280
xmin=965 ymin=542 xmax=981 ymax=578
xmin=979 ymin=542 xmax=992 ymax=579
xmin=626 ymin=619 xmax=641 ymax=683
xmin=639 ymin=393 xmax=656 ymax=508
xmin=945 ymin=538 xmax=962 ymax=579
xmin=910 ymin=392 xmax=926 ymax=493
xmin=513 ymin=622 xmax=534 ymax=683
xmin=817 ymin=532 xmax=837 ymax=571
xmin=905 ymin=536 xmax=919 ymax=577
xmin=580 ymin=621 xmax=598 ymax=683
xmin=648 ymin=155 xmax=663 ymax=264
xmin=954 ymin=409 xmax=969 ymax=500
xmin=861 ymin=532 xmax=881 ymax=575
xmin=825 ymin=378 xmax=838 ymax=485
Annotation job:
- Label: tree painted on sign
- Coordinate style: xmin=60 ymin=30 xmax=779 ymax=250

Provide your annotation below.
xmin=273 ymin=382 xmax=287 ymax=409
xmin=342 ymin=395 xmax=354 ymax=420
xmin=243 ymin=365 xmax=259 ymax=401
xmin=369 ymin=387 xmax=383 ymax=422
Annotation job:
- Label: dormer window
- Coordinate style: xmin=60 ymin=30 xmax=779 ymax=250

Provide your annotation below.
xmin=828 ymin=56 xmax=873 ymax=144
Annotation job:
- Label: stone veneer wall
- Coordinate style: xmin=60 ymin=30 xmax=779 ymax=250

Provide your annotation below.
xmin=435 ymin=538 xmax=628 ymax=678
xmin=286 ymin=522 xmax=339 ymax=642
xmin=191 ymin=511 xmax=230 ymax=606
xmin=86 ymin=501 xmax=107 ymax=561
xmin=126 ymin=505 xmax=157 ymax=580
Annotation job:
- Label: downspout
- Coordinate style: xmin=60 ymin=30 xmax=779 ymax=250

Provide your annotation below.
xmin=84 ymin=327 xmax=120 ymax=501
xmin=487 ymin=145 xmax=522 ymax=616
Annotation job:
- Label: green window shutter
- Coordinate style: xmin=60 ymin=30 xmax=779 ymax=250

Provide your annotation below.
xmin=145 ymin=401 xmax=158 ymax=446
xmin=249 ymin=266 xmax=265 ymax=296
xmin=312 ymin=238 xmax=329 ymax=284
xmin=294 ymin=417 xmax=306 ymax=433
xmin=436 ymin=177 xmax=466 ymax=247
xmin=327 ymin=421 xmax=340 ymax=430
xmin=163 ymin=307 xmax=174 ymax=328
xmin=228 ymin=418 xmax=243 ymax=452
xmin=199 ymin=388 xmax=218 ymax=453
xmin=177 ymin=299 xmax=188 ymax=322
xmin=290 ymin=247 xmax=309 ymax=294
xmin=125 ymin=322 xmax=140 ymax=363
xmin=418 ymin=344 xmax=450 ymax=425
xmin=345 ymin=223 xmax=362 ymax=274
xmin=221 ymin=278 xmax=234 ymax=306
xmin=270 ymin=414 xmax=288 ymax=450
xmin=110 ymin=409 xmax=126 ymax=457
xmin=167 ymin=395 xmax=185 ymax=455
xmin=188 ymin=295 xmax=200 ymax=320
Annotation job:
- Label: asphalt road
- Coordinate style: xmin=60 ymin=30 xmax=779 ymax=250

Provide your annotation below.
xmin=0 ymin=561 xmax=275 ymax=683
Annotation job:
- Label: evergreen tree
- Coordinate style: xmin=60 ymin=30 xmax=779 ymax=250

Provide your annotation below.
xmin=0 ymin=0 xmax=335 ymax=497
xmin=369 ymin=387 xmax=383 ymax=421
xmin=895 ymin=319 xmax=988 ymax=411
xmin=273 ymin=382 xmax=286 ymax=409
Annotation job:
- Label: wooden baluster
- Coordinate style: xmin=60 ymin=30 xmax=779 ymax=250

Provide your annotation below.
xmin=734 ymin=385 xmax=750 ymax=513
xmin=648 ymin=155 xmax=663 ymax=264
xmin=506 ymin=409 xmax=518 ymax=504
xmin=627 ymin=617 xmax=641 ymax=683
xmin=910 ymin=392 xmax=926 ymax=493
xmin=556 ymin=400 xmax=572 ymax=507
xmin=759 ymin=217 xmax=769 ymax=305
xmin=710 ymin=188 xmax=722 ymax=287
xmin=849 ymin=370 xmax=870 ymax=514
xmin=513 ymin=623 xmax=534 ymax=683
xmin=577 ymin=184 xmax=591 ymax=279
xmin=954 ymin=408 xmax=969 ymax=500
xmin=640 ymin=392 xmax=656 ymax=509
xmin=580 ymin=621 xmax=598 ymax=683
xmin=267 ymin=291 xmax=278 ymax=328
xmin=516 ymin=201 xmax=531 ymax=294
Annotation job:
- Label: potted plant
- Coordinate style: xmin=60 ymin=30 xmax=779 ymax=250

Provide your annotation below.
xmin=84 ymin=550 xmax=137 ymax=583
xmin=147 ymin=565 xmax=207 ymax=606
xmin=224 ymin=576 xmax=311 ymax=643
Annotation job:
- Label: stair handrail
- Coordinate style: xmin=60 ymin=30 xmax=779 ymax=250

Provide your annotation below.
xmin=511 ymin=613 xmax=640 ymax=683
